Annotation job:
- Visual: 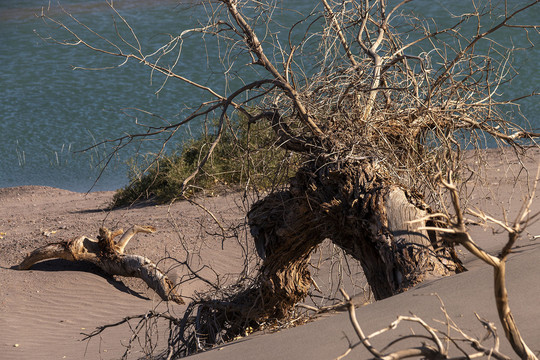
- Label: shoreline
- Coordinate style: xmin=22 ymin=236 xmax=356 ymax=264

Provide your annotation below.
xmin=2 ymin=145 xmax=538 ymax=193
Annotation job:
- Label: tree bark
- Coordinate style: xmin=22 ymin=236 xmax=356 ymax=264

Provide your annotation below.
xmin=248 ymin=158 xmax=463 ymax=316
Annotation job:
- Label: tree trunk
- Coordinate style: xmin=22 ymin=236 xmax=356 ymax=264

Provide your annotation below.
xmin=248 ymin=158 xmax=463 ymax=316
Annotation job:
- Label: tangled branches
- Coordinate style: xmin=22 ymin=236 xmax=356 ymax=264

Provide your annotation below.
xmin=35 ymin=0 xmax=540 ymax=358
xmin=36 ymin=1 xmax=539 ymax=198
xmin=339 ymin=290 xmax=513 ymax=360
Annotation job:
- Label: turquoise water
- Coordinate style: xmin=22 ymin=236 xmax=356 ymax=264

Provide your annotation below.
xmin=1 ymin=0 xmax=214 ymax=191
xmin=1 ymin=1 xmax=538 ymax=192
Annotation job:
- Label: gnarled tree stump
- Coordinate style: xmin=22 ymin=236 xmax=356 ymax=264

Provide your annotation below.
xmin=172 ymin=158 xmax=466 ymax=353
xmin=17 ymin=225 xmax=184 ymax=304
xmin=248 ymin=159 xmax=464 ymax=316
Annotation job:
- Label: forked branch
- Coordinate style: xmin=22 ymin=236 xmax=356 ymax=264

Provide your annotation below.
xmin=420 ymin=167 xmax=540 ymax=360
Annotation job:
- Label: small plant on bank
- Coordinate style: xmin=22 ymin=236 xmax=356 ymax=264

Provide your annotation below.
xmin=112 ymin=117 xmax=299 ymax=207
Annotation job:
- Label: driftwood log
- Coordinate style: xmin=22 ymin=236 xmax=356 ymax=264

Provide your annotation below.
xmin=17 ymin=225 xmax=184 ymax=304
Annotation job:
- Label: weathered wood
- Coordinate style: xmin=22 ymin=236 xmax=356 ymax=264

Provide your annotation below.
xmin=248 ymin=159 xmax=464 ymax=315
xmin=17 ymin=226 xmax=184 ymax=304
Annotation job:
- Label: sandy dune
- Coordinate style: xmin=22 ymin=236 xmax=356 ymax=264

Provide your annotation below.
xmin=1 ymin=148 xmax=539 ymax=359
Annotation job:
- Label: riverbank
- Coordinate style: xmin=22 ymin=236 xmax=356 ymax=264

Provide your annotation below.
xmin=0 ymin=147 xmax=539 ymax=359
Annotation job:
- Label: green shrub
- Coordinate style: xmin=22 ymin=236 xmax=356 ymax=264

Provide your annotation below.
xmin=112 ymin=117 xmax=299 ymax=207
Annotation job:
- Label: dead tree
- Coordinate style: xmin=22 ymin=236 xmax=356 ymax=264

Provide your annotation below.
xmin=17 ymin=225 xmax=184 ymax=304
xmin=36 ymin=0 xmax=539 ymax=356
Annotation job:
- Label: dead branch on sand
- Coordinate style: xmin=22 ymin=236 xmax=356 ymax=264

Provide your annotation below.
xmin=17 ymin=225 xmax=184 ymax=304
xmin=339 ymin=290 xmax=512 ymax=360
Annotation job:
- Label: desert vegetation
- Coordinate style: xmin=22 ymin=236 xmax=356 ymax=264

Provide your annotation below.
xmin=24 ymin=0 xmax=540 ymax=358
xmin=112 ymin=116 xmax=300 ymax=205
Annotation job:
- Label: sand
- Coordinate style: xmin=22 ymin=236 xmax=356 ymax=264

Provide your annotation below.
xmin=1 ymin=148 xmax=539 ymax=359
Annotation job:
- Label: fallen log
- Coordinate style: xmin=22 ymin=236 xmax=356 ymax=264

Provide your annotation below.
xmin=17 ymin=225 xmax=184 ymax=304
